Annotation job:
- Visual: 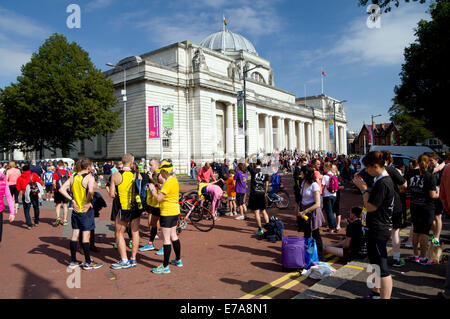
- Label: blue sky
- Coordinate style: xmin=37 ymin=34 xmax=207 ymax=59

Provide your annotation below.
xmin=0 ymin=0 xmax=431 ymax=132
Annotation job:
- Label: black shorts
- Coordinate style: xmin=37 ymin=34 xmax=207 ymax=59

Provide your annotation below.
xmin=160 ymin=215 xmax=179 ymax=228
xmin=411 ymin=204 xmax=434 ymax=235
xmin=236 ymin=193 xmax=246 ymax=206
xmin=116 ymin=208 xmax=142 ymax=223
xmin=148 ymin=206 xmax=161 ymax=217
xmin=45 ymin=185 xmax=53 ymax=193
xmin=54 ymin=192 xmax=69 ymax=204
xmin=248 ymin=192 xmax=266 ymax=211
xmin=71 ymin=209 xmax=95 ymax=231
xmin=9 ymin=185 xmax=19 ymax=204
xmin=392 ymin=210 xmax=403 ymax=230
xmin=294 ymin=185 xmax=301 ymax=205
xmin=367 ymin=237 xmax=390 ymax=278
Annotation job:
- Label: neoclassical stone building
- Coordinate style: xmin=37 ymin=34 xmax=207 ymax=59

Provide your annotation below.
xmin=31 ymin=29 xmax=347 ymax=173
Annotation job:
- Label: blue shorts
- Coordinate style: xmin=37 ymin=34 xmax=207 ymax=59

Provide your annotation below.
xmin=71 ymin=209 xmax=95 ymax=231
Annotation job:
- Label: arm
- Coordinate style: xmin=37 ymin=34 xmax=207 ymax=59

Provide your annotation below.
xmin=109 ymin=172 xmax=119 ymax=198
xmin=5 ymin=182 xmax=15 ymax=218
xmin=148 ymin=183 xmax=166 ymax=203
xmin=342 ymin=237 xmax=352 ymax=249
xmin=429 ymin=190 xmax=439 ymax=199
xmin=299 ymin=190 xmax=321 ymax=217
xmin=210 ymin=168 xmax=216 ymax=182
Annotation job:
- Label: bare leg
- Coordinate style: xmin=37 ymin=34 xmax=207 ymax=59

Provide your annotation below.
xmin=115 ymin=217 xmax=128 ymax=261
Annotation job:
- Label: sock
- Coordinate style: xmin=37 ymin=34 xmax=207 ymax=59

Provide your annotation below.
xmin=70 ymin=241 xmax=78 ymax=262
xmin=90 ymin=230 xmax=95 ymax=247
xmin=81 ymin=243 xmax=91 ymax=264
xmin=150 ymin=227 xmax=158 ymax=242
xmin=393 ymin=253 xmax=401 ymax=260
xmin=163 ymin=244 xmax=171 ymax=267
xmin=172 ymin=239 xmax=181 ymax=261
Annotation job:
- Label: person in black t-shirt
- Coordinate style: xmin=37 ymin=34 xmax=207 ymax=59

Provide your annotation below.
xmin=246 ymin=158 xmax=270 ymax=236
xmin=382 ymin=151 xmax=407 ymax=268
xmin=324 ymin=206 xmax=366 ymax=262
xmin=407 ymin=154 xmax=439 ymax=265
xmin=353 ymin=151 xmax=394 ymax=299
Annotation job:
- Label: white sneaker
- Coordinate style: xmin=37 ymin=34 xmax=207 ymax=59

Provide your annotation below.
xmin=225 ymin=212 xmax=233 ymax=216
xmin=235 ymin=215 xmax=245 ymax=220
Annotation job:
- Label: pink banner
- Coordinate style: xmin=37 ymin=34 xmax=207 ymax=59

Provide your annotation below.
xmin=148 ymin=106 xmax=160 ymax=139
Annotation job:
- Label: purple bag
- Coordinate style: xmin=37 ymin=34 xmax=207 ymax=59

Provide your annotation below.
xmin=282 ymin=236 xmax=305 ymax=271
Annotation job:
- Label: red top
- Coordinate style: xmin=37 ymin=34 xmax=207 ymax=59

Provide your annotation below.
xmin=53 ymin=169 xmax=71 ymax=183
xmin=440 ymin=164 xmax=450 ymax=214
xmin=16 ymin=171 xmax=43 ymax=192
xmin=197 ymin=167 xmax=216 ymax=183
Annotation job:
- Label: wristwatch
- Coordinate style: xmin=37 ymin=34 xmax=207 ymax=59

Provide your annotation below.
xmin=361 ymin=189 xmax=368 ymax=195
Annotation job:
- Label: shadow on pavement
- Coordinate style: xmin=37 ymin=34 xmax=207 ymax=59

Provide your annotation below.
xmin=13 ymin=264 xmax=70 ymax=299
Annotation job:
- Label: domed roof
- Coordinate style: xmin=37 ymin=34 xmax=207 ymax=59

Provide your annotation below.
xmin=200 ymin=30 xmax=258 ymax=55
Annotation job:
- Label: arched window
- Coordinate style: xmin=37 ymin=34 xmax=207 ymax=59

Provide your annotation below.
xmin=251 ymin=72 xmax=266 ymax=84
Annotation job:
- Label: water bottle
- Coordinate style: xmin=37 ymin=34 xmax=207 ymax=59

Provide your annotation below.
xmin=135 ymin=195 xmax=143 ymax=210
xmin=361 ymin=207 xmax=368 ymax=227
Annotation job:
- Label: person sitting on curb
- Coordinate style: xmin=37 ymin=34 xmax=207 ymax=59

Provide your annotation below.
xmin=324 ymin=206 xmax=367 ymax=262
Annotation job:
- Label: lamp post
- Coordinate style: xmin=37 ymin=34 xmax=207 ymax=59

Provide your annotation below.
xmin=370 ymin=114 xmax=382 ymax=146
xmin=333 ymin=99 xmax=347 ymax=154
xmin=106 ymin=62 xmax=127 ymax=154
xmin=243 ymin=64 xmax=263 ymax=158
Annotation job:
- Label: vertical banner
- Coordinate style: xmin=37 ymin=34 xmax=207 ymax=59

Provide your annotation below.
xmin=148 ymin=106 xmax=160 ymax=139
xmin=368 ymin=126 xmax=373 ymax=144
xmin=162 ymin=105 xmax=174 ymax=138
xmin=329 ymin=119 xmax=334 ymax=141
xmin=237 ymin=91 xmax=244 ymax=135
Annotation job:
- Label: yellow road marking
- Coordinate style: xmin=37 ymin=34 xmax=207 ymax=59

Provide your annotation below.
xmin=239 ymin=272 xmax=300 ymax=299
xmin=344 ymin=264 xmax=365 ymax=270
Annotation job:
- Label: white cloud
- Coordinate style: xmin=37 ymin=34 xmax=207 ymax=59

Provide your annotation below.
xmin=0 ymin=46 xmax=31 ymax=77
xmin=0 ymin=6 xmax=50 ymax=38
xmin=86 ymin=0 xmax=115 ymax=12
xmin=333 ymin=5 xmax=430 ymax=66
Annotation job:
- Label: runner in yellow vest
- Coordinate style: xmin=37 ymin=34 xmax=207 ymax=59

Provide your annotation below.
xmin=59 ymin=158 xmax=103 ymax=270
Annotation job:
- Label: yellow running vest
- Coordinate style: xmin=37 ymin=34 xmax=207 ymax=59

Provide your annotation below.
xmin=116 ymin=171 xmax=134 ymax=211
xmin=72 ymin=173 xmax=89 ymax=213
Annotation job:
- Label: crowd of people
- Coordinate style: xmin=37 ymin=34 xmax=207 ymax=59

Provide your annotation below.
xmin=0 ymin=147 xmax=449 ymax=299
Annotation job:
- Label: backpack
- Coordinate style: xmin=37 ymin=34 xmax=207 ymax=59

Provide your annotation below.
xmin=29 ymin=174 xmax=40 ymax=197
xmin=56 ymin=171 xmax=69 ymax=191
xmin=326 ymin=173 xmax=339 ymax=193
xmin=263 ymin=216 xmax=284 ymax=242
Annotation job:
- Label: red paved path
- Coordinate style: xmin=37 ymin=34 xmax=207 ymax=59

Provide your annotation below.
xmin=0 ymin=175 xmax=362 ymax=299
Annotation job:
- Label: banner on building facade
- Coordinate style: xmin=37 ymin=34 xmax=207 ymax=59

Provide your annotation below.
xmin=237 ymin=91 xmax=244 ymax=135
xmin=368 ymin=126 xmax=373 ymax=144
xmin=162 ymin=105 xmax=174 ymax=138
xmin=329 ymin=119 xmax=334 ymax=141
xmin=148 ymin=106 xmax=160 ymax=139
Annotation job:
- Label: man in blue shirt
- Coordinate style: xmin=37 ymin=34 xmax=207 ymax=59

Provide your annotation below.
xmin=268 ymin=169 xmax=281 ymax=201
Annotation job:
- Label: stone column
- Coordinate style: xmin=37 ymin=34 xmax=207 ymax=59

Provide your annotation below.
xmin=298 ymin=121 xmax=305 ymax=152
xmin=264 ymin=115 xmax=270 ymax=153
xmin=289 ymin=120 xmax=295 ymax=151
xmin=225 ymin=102 xmax=234 ymax=157
xmin=308 ymin=122 xmax=313 ymax=151
xmin=269 ymin=116 xmax=274 ymax=153
xmin=255 ymin=112 xmax=259 ymax=153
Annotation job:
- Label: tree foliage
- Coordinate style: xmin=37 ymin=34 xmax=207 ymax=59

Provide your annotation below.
xmin=0 ymin=33 xmax=122 ymax=157
xmin=389 ymin=103 xmax=430 ymax=145
xmin=358 ymin=0 xmax=431 ymax=13
xmin=394 ymin=1 xmax=450 ymax=145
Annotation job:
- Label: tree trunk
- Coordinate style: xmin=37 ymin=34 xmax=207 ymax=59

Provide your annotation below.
xmin=62 ymin=146 xmax=70 ymax=158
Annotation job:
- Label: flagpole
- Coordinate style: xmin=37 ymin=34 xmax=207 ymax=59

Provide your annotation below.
xmin=321 ymin=66 xmax=324 ymax=95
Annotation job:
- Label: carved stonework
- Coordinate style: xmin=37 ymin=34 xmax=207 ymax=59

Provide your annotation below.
xmin=192 ymin=48 xmax=208 ymax=72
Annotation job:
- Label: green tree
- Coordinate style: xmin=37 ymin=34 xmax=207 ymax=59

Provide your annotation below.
xmin=359 ymin=0 xmax=431 ymax=13
xmin=394 ymin=2 xmax=450 ymax=145
xmin=389 ymin=103 xmax=430 ymax=145
xmin=0 ymin=33 xmax=121 ymax=157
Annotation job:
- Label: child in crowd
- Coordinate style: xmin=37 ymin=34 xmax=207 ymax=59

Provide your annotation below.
xmin=225 ymin=170 xmax=237 ymax=216
xmin=324 ymin=206 xmax=367 ymax=262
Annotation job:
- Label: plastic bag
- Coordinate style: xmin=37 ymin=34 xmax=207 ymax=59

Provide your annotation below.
xmin=305 ymin=238 xmax=319 ymax=269
xmin=301 ymin=262 xmax=336 ymax=280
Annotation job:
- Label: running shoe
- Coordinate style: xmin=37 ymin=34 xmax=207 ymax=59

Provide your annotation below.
xmin=82 ymin=261 xmax=103 ymax=270
xmin=62 ymin=220 xmax=68 ymax=226
xmin=432 ymin=237 xmax=441 ymax=246
xmin=170 ymin=259 xmax=183 ymax=267
xmin=110 ymin=260 xmax=132 ymax=270
xmin=235 ymin=215 xmax=245 ymax=220
xmin=225 ymin=212 xmax=234 ymax=216
xmin=152 ymin=265 xmax=170 ymax=274
xmin=419 ymin=258 xmax=430 ymax=266
xmin=411 ymin=256 xmax=420 ymax=263
xmin=392 ymin=258 xmax=405 ymax=268
xmin=255 ymin=229 xmax=264 ymax=235
xmin=405 ymin=242 xmax=413 ymax=248
xmin=68 ymin=261 xmax=82 ymax=269
xmin=130 ymin=258 xmax=137 ymax=268
xmin=155 ymin=247 xmax=164 ymax=255
xmin=139 ymin=243 xmax=155 ymax=252
xmin=53 ymin=218 xmax=61 ymax=227
xmin=362 ymin=292 xmax=381 ymax=299
xmin=128 ymin=240 xmax=133 ymax=249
